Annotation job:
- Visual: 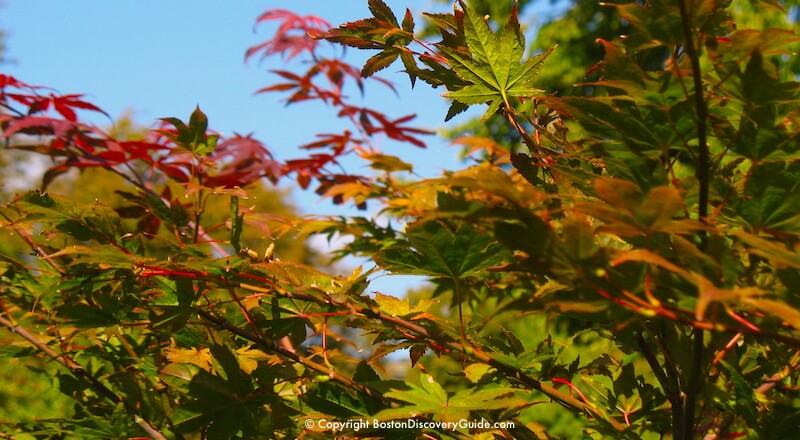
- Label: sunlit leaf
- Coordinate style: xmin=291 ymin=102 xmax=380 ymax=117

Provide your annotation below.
xmin=234 ymin=346 xmax=271 ymax=374
xmin=376 ymin=374 xmax=524 ymax=423
xmin=438 ymin=2 xmax=553 ymax=120
xmin=373 ymin=291 xmax=436 ymax=317
xmin=164 ymin=347 xmax=215 ymax=372
xmin=375 ymin=220 xmax=509 ymax=279
xmin=464 ymin=363 xmax=496 ymax=383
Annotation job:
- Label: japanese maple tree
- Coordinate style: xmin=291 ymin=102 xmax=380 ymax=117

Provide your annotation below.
xmin=1 ymin=1 xmax=799 ymax=439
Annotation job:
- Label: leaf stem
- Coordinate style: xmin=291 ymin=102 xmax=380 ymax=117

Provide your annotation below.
xmin=453 ymin=277 xmax=467 ymax=349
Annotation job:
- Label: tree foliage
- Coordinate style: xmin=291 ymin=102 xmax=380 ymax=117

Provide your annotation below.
xmin=1 ymin=1 xmax=800 ymax=439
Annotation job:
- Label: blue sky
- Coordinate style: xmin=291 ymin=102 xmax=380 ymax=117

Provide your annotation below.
xmin=3 ymin=1 xmax=460 ymax=179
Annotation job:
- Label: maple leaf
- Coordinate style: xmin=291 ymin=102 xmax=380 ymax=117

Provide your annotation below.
xmin=0 ymin=74 xmax=24 ymax=88
xmin=206 ymin=133 xmax=283 ymax=186
xmin=246 ymin=9 xmax=331 ymax=62
xmin=375 ymin=374 xmax=526 ymax=423
xmin=318 ymin=0 xmax=415 ymax=79
xmin=440 ymin=1 xmax=555 ymax=121
xmin=234 ymin=346 xmax=272 ymax=374
xmin=375 ymin=220 xmax=509 ymax=278
xmin=165 ymin=347 xmax=215 ymax=372
xmin=340 ymin=107 xmax=433 ymax=148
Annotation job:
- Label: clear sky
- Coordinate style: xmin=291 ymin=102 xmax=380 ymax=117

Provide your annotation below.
xmin=2 ymin=1 xmax=461 ymax=179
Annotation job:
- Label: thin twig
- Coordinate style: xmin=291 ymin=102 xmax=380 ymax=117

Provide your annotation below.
xmin=0 ymin=316 xmax=168 ymax=440
xmin=214 ymin=275 xmax=631 ymax=432
xmin=704 ymin=352 xmax=800 ymax=439
xmin=637 ymin=329 xmax=684 ymax=438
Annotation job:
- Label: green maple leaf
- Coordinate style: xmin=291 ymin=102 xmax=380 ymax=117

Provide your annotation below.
xmin=374 ymin=220 xmax=509 ymax=279
xmin=374 ymin=374 xmax=525 ymax=423
xmin=441 ymin=1 xmax=554 ymax=121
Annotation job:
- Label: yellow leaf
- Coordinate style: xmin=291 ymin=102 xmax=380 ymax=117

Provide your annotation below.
xmin=594 ymin=178 xmax=641 ymax=212
xmin=402 ymin=183 xmax=440 ymax=215
xmin=235 ymin=345 xmax=271 ymax=374
xmin=323 ymin=181 xmax=371 ymax=204
xmin=581 ymin=179 xmax=695 ymax=235
xmin=441 ymin=163 xmax=543 ymax=207
xmin=210 ymin=185 xmax=249 ymax=198
xmin=242 ymin=296 xmax=261 ymax=311
xmin=451 ymin=136 xmax=510 ymax=159
xmin=730 ymin=229 xmax=800 ymax=269
xmin=164 ymin=347 xmax=214 ymax=372
xmin=361 ymin=153 xmax=414 ymax=172
xmin=612 ymin=249 xmax=692 ymax=280
xmin=743 ymin=298 xmax=800 ymax=331
xmin=374 ymin=291 xmax=436 ymax=317
xmin=464 ymin=363 xmax=496 ymax=383
xmin=696 ymin=278 xmax=763 ymax=320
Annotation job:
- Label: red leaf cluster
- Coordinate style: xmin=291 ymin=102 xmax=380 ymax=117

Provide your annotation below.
xmin=1 ymin=76 xmax=281 ymax=190
xmin=246 ymin=9 xmax=331 ymax=62
xmin=2 ymin=6 xmax=433 ymax=209
xmin=245 ymin=9 xmax=432 ymax=201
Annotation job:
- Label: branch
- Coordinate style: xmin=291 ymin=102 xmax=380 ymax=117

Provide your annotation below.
xmin=0 ymin=211 xmax=64 ymax=275
xmin=637 ymin=330 xmax=684 ymax=438
xmin=196 ymin=309 xmax=476 ymax=440
xmin=677 ymin=0 xmax=711 ymax=437
xmin=215 ymin=275 xmax=631 ymax=432
xmin=350 ymin=305 xmax=630 ymax=432
xmin=0 ymin=315 xmax=168 ymax=440
xmin=704 ymin=352 xmax=800 ymax=440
